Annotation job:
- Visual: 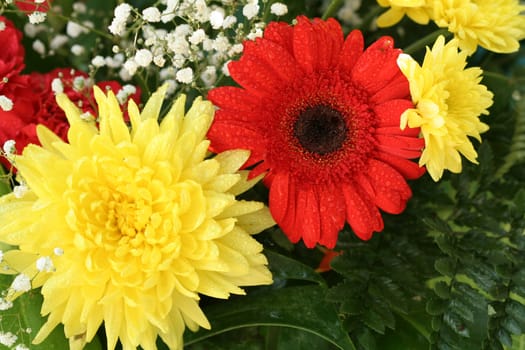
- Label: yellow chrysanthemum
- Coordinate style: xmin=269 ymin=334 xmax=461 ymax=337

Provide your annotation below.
xmin=376 ymin=0 xmax=432 ymax=27
xmin=397 ymin=35 xmax=493 ymax=181
xmin=0 ymin=86 xmax=275 ymax=349
xmin=433 ymin=0 xmax=525 ymax=54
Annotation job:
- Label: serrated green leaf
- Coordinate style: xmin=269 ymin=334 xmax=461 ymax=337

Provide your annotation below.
xmin=435 ymin=258 xmax=456 ymax=278
xmin=184 ymin=285 xmax=355 ymax=350
xmin=426 ymin=298 xmax=448 ymax=316
xmin=503 ymin=317 xmax=522 ymax=335
xmin=363 ymin=308 xmax=386 ymax=335
xmin=499 ymin=328 xmax=513 ymax=347
xmin=434 ymin=281 xmax=451 ymax=299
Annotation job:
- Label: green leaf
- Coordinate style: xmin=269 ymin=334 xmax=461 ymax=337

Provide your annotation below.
xmin=0 ymin=166 xmax=11 ymax=196
xmin=184 ymin=285 xmax=355 ymax=350
xmin=435 ymin=258 xmax=456 ymax=278
xmin=266 ymin=250 xmax=326 ymax=286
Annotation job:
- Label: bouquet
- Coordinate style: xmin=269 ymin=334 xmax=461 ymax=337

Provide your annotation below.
xmin=0 ymin=0 xmax=524 ymax=349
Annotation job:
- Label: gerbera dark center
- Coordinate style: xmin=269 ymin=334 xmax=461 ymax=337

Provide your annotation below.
xmin=293 ymin=105 xmax=348 ymax=155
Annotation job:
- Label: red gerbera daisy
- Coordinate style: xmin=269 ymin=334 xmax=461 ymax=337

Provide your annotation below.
xmin=207 ymin=16 xmax=425 ymax=248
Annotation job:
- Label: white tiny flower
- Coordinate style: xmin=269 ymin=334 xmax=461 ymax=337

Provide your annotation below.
xmin=23 ymin=23 xmax=44 ymax=37
xmin=270 ymin=2 xmax=288 ymax=16
xmin=91 ymin=55 xmax=106 ymax=67
xmin=0 ymin=297 xmax=13 ymax=311
xmin=247 ymin=27 xmax=263 ymax=40
xmin=51 ymin=78 xmax=64 ymax=94
xmin=164 ymin=79 xmax=178 ymax=95
xmin=71 ymin=44 xmax=85 ymax=56
xmin=2 ymin=140 xmax=16 ymax=155
xmin=13 ymin=184 xmax=28 ymax=199
xmin=142 ymin=7 xmax=162 ymax=22
xmin=153 ymin=55 xmax=166 ymax=67
xmin=53 ymin=247 xmax=64 ymax=256
xmin=123 ymin=60 xmax=138 ymax=76
xmin=242 ymin=2 xmax=259 ymax=20
xmin=0 ymin=21 xmax=5 ymax=31
xmin=222 ymin=15 xmax=237 ymax=29
xmin=162 ymin=0 xmax=179 ymax=22
xmin=11 ymin=274 xmax=31 ymax=293
xmin=72 ymin=76 xmax=86 ymax=91
xmin=50 ymin=34 xmax=68 ymax=50
xmin=0 ymin=95 xmax=13 ymax=111
xmin=123 ymin=84 xmax=136 ymax=95
xmin=14 ymin=344 xmax=30 ymax=350
xmin=66 ymin=21 xmax=86 ymax=38
xmin=194 ymin=0 xmax=210 ymax=22
xmin=189 ymin=29 xmax=206 ymax=45
xmin=72 ymin=2 xmax=87 ymax=13
xmin=28 ymin=12 xmax=47 ymax=24
xmin=230 ymin=43 xmax=244 ymax=55
xmin=36 ymin=256 xmax=54 ymax=272
xmin=0 ymin=332 xmax=17 ymax=347
xmin=119 ymin=67 xmax=133 ymax=82
xmin=176 ymin=67 xmax=194 ymax=84
xmin=200 ymin=65 xmax=217 ymax=87
xmin=32 ymin=39 xmax=45 ymax=55
xmin=209 ymin=9 xmax=225 ymax=29
xmin=80 ymin=112 xmax=95 ymax=122
xmin=108 ymin=3 xmax=132 ymax=35
xmin=134 ymin=49 xmax=153 ymax=67
xmin=222 ymin=60 xmax=231 ymax=76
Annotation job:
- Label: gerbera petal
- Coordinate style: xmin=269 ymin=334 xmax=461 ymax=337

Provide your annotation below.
xmin=296 ymin=188 xmax=321 ymax=248
xmin=342 ymin=183 xmax=383 ymax=240
xmin=375 ymin=152 xmax=426 ymax=179
xmin=352 ymin=36 xmax=402 ymax=95
xmin=263 ymin=21 xmax=294 ymax=54
xmin=269 ymin=173 xmax=301 ymax=243
xmin=366 ymin=159 xmax=412 ymax=214
xmin=228 ymin=54 xmax=281 ymax=96
xmin=318 ymin=187 xmax=346 ymax=249
xmin=245 ymin=38 xmax=301 ymax=83
xmin=370 ymin=74 xmax=410 ymax=104
xmin=293 ymin=16 xmax=318 ymax=73
xmin=268 ymin=172 xmax=290 ymax=224
xmin=374 ymin=99 xmax=414 ymax=127
xmin=338 ymin=29 xmax=364 ymax=74
xmin=207 ymin=120 xmax=266 ymax=158
xmin=207 ymin=86 xmax=261 ymax=112
xmin=376 ymin=134 xmax=425 ymax=158
xmin=311 ymin=18 xmax=344 ymax=70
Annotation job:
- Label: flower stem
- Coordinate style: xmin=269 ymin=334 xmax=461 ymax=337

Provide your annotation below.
xmin=403 ymin=29 xmax=451 ymax=55
xmin=322 ymin=0 xmax=344 ymax=20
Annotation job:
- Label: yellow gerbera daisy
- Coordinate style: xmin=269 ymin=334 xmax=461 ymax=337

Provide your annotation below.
xmin=397 ymin=35 xmax=493 ymax=181
xmin=376 ymin=0 xmax=432 ymax=27
xmin=0 ymin=86 xmax=274 ymax=349
xmin=432 ymin=0 xmax=525 ymax=54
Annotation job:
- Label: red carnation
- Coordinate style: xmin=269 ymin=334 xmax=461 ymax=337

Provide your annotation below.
xmin=0 ymin=68 xmax=141 ymax=169
xmin=207 ymin=16 xmax=425 ymax=248
xmin=0 ymin=16 xmax=26 ymax=94
xmin=15 ymin=0 xmax=52 ymax=13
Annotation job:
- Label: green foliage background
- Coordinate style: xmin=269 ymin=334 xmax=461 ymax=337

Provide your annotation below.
xmin=1 ymin=0 xmax=525 ymax=349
